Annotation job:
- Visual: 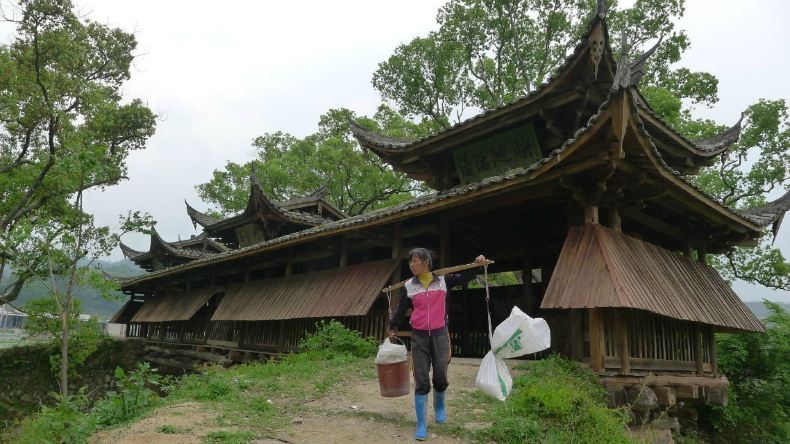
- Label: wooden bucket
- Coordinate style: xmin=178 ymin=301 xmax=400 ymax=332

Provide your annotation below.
xmin=377 ymin=359 xmax=410 ymax=397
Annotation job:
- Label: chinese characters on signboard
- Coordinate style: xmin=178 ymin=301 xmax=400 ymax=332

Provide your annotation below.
xmin=453 ymin=123 xmax=542 ymax=184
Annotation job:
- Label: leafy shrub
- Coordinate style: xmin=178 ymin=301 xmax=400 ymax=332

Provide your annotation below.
xmin=92 ymin=363 xmax=162 ymax=426
xmin=477 ymin=355 xmax=633 ymax=444
xmin=298 ymin=320 xmax=376 ymax=358
xmin=700 ymin=301 xmax=790 ymax=443
xmin=16 ymin=393 xmax=97 ymax=444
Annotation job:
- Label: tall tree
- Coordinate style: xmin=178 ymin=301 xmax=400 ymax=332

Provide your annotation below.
xmin=197 ymin=106 xmax=431 ymax=216
xmin=0 ymin=0 xmax=156 ymax=305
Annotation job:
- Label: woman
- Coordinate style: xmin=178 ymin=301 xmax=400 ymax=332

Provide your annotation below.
xmin=387 ymin=248 xmax=487 ymax=441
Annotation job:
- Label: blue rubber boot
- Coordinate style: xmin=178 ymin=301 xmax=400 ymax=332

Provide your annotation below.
xmin=434 ymin=389 xmax=448 ymax=423
xmin=414 ymin=394 xmax=429 ymax=441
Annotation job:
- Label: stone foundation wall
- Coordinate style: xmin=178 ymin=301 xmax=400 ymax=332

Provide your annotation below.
xmin=0 ymin=338 xmax=144 ymax=424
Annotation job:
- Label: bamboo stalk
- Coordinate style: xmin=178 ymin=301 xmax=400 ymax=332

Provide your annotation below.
xmin=381 ymin=259 xmax=495 ymax=293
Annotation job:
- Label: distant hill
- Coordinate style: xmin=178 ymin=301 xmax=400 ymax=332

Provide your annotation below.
xmin=745 ymin=301 xmax=790 ymax=319
xmin=1 ymin=259 xmax=145 ymax=320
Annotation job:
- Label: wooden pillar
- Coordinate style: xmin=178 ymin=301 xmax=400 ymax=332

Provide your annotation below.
xmin=439 ymin=216 xmax=450 ymax=268
xmin=284 ymin=249 xmax=293 ymax=276
xmin=521 ymin=257 xmax=535 ymax=316
xmin=339 ymin=237 xmax=348 ymax=267
xmin=389 ymin=223 xmax=403 ymax=320
xmin=569 ymin=309 xmax=583 ymax=360
xmin=698 ymin=246 xmax=707 ymax=265
xmin=584 ymin=205 xmax=599 ymax=224
xmin=589 ymin=308 xmax=605 ymax=373
xmin=707 ymin=325 xmax=718 ymax=375
xmin=614 ymin=309 xmax=630 ymax=374
xmin=693 ymin=324 xmax=704 ymax=375
xmin=607 ymin=205 xmax=621 ymax=232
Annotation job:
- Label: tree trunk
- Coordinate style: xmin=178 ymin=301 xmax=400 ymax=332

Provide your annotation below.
xmin=60 ymin=306 xmax=69 ymax=396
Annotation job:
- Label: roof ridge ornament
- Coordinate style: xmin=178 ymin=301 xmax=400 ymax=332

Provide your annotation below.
xmin=610 ymin=31 xmax=632 ymax=92
xmin=692 ymin=112 xmax=746 ymax=152
xmin=596 ymin=0 xmax=607 ymax=18
xmin=629 ymin=35 xmax=663 ymax=86
xmin=588 ymin=1 xmax=608 ymax=79
xmin=739 ymin=187 xmax=790 ymax=238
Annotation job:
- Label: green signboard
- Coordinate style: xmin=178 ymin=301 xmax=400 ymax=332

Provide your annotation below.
xmin=453 ymin=123 xmax=542 ymax=184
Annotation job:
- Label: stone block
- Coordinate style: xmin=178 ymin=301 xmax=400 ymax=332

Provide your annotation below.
xmin=675 ymin=384 xmax=698 ymax=400
xmin=606 ymin=385 xmax=627 ymax=408
xmin=626 ymin=385 xmax=657 ymax=411
xmin=653 ymin=386 xmax=677 ymax=407
xmin=707 ymin=385 xmax=728 ymax=405
xmin=650 ymin=416 xmax=680 ymax=431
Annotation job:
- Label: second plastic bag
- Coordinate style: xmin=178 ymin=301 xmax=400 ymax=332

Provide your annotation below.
xmin=474 ymin=350 xmax=512 ymax=401
xmin=491 ymin=306 xmax=551 ymax=359
xmin=375 ymin=337 xmax=408 ymax=364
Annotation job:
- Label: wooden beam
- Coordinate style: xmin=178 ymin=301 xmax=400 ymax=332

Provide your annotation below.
xmin=621 ymin=206 xmax=688 ymax=241
xmin=589 ymin=308 xmax=606 ymax=373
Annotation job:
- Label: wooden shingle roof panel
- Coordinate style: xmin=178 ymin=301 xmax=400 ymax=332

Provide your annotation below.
xmin=541 ymin=224 xmax=765 ymax=332
xmin=130 ymin=287 xmax=216 ymax=323
xmin=210 ymin=259 xmax=398 ymax=321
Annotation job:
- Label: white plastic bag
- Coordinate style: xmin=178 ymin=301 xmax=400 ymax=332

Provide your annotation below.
xmin=375 ymin=337 xmax=407 ymax=364
xmin=491 ymin=306 xmax=551 ymax=359
xmin=475 ymin=351 xmax=512 ymax=401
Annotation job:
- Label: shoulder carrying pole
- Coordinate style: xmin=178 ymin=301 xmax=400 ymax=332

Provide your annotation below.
xmin=380 ymin=259 xmax=495 ymax=294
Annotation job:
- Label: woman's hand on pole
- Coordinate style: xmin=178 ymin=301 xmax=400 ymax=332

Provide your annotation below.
xmin=474 ymin=255 xmax=487 ymax=263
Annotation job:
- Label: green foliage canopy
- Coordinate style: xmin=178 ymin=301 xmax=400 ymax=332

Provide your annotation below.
xmin=197 ymin=106 xmax=430 ymax=216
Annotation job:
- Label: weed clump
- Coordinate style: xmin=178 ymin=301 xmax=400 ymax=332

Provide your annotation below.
xmin=477 ymin=355 xmax=633 ymax=444
xmin=298 ymin=320 xmax=376 ymax=358
xmin=169 ymin=369 xmax=240 ymax=402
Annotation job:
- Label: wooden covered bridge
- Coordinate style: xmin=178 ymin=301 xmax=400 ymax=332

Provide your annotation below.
xmin=111 ymin=6 xmax=783 ymax=403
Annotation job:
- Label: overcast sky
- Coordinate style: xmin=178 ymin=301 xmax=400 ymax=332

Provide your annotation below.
xmin=4 ymin=1 xmax=790 ymax=302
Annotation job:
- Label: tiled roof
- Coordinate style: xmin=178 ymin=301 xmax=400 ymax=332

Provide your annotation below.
xmin=120 ymin=93 xmax=614 ymax=288
xmin=738 ymin=189 xmax=790 ymax=236
xmin=350 ymin=13 xmax=613 ymax=154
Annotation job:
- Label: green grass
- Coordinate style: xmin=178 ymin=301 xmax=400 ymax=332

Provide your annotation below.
xmin=165 ymin=350 xmax=369 ymax=437
xmin=202 ymin=430 xmax=256 ymax=444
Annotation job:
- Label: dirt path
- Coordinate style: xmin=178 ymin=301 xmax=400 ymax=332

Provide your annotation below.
xmin=91 ymin=357 xmax=512 ymax=444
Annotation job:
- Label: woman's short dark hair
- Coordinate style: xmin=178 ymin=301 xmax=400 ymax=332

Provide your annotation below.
xmin=408 ymin=247 xmax=433 ymax=270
